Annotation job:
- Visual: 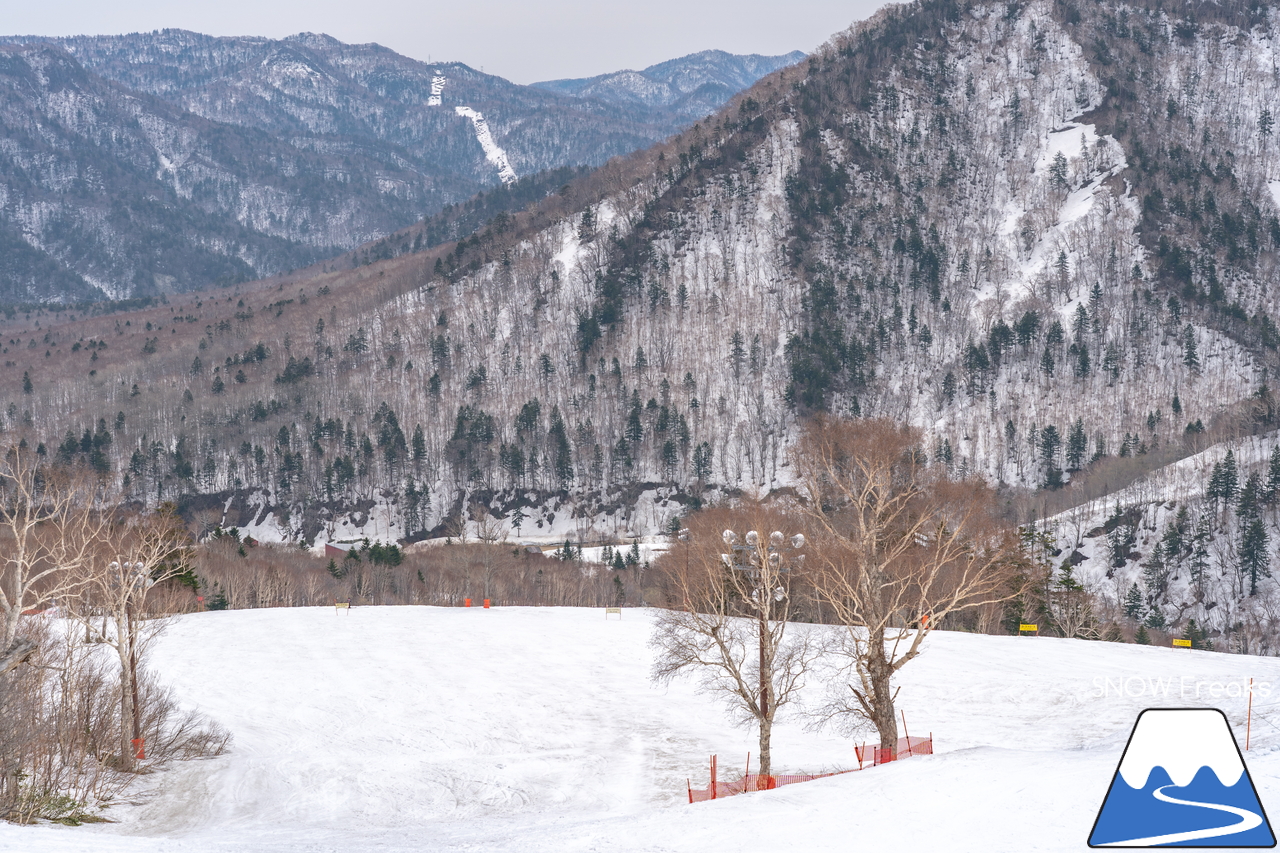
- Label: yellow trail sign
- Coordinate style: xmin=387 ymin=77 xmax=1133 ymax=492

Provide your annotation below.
xmin=1173 ymin=638 xmax=1192 ymax=648
xmin=1018 ymin=624 xmax=1038 ymax=633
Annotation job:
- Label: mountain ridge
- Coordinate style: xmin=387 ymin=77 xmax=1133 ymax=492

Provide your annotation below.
xmin=532 ymin=49 xmax=805 ymax=117
xmin=0 ymin=31 xmax=789 ymax=302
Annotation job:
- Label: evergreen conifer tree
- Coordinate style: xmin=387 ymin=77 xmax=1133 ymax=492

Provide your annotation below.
xmin=1102 ymin=343 xmax=1120 ymax=383
xmin=1073 ymin=303 xmax=1089 ymax=341
xmin=1050 ymin=152 xmax=1069 ymax=190
xmin=549 ymin=407 xmax=573 ymax=486
xmin=1039 ymin=425 xmax=1061 ymax=469
xmin=1240 ymin=517 xmax=1270 ymax=596
xmin=1208 ymin=451 xmax=1239 ymax=506
xmin=1141 ymin=543 xmax=1170 ymax=597
xmin=1066 ymin=419 xmax=1087 ymax=471
xmin=1266 ymin=445 xmax=1280 ymax=502
xmin=1221 ymin=450 xmax=1239 ymax=501
xmin=412 ymin=425 xmax=426 ymax=462
xmin=1074 ymin=342 xmax=1090 ymax=377
xmin=1238 ymin=472 xmax=1263 ymax=521
xmin=1160 ymin=507 xmax=1189 ymax=558
xmin=1183 ymin=324 xmax=1200 ymax=371
xmin=1108 ymin=516 xmax=1136 ymax=568
xmin=728 ymin=331 xmax=745 ymax=377
xmin=1183 ymin=619 xmax=1211 ymax=650
xmin=1123 ymin=583 xmax=1144 ymax=620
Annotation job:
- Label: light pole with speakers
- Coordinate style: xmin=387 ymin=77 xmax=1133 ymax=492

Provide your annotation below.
xmin=719 ymin=528 xmax=804 ymax=783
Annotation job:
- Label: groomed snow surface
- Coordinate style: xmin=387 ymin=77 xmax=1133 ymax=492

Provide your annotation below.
xmin=4 ymin=607 xmax=1280 ymax=852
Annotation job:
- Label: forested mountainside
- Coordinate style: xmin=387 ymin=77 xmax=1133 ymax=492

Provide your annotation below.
xmin=3 ymin=0 xmax=1280 ymax=638
xmin=533 ymin=49 xmax=807 ymax=118
xmin=0 ymin=33 xmax=786 ymax=304
xmin=32 ymin=31 xmax=686 ymax=178
xmin=0 ymin=42 xmax=400 ymax=303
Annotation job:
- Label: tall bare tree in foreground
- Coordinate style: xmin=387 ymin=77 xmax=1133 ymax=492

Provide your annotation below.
xmin=0 ymin=445 xmax=110 ymax=657
xmin=798 ymin=418 xmax=1026 ymax=752
xmin=0 ymin=457 xmax=225 ymax=822
xmin=70 ymin=505 xmax=194 ymax=772
xmin=650 ymin=505 xmax=818 ymax=781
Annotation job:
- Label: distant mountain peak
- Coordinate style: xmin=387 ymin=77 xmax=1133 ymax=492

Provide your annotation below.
xmin=0 ymin=30 xmax=781 ymax=303
xmin=531 ymin=48 xmax=805 ymax=117
xmin=284 ymin=32 xmax=344 ymax=49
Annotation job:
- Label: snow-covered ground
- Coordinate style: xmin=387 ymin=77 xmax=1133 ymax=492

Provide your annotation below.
xmin=428 ymin=73 xmax=446 ymax=107
xmin=4 ymin=607 xmax=1280 ymax=852
xmin=454 ymin=107 xmax=517 ymax=184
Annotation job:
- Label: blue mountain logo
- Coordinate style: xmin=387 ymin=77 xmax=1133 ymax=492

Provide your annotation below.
xmin=1089 ymin=708 xmax=1275 ymax=847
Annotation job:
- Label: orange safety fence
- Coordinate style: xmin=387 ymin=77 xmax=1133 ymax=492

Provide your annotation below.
xmin=855 ymin=735 xmax=933 ymax=766
xmin=688 ymin=769 xmax=857 ymax=803
xmin=688 ymin=737 xmax=933 ymax=804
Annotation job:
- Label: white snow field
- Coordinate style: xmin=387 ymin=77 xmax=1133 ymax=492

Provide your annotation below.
xmin=4 ymin=606 xmax=1280 ymax=852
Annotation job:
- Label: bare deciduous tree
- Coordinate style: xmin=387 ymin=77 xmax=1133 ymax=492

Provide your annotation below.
xmin=0 ymin=446 xmax=110 ymax=655
xmin=797 ymin=418 xmax=1026 ymax=752
xmin=470 ymin=502 xmax=508 ymax=600
xmin=649 ymin=505 xmax=820 ymax=781
xmin=69 ymin=505 xmax=193 ymax=772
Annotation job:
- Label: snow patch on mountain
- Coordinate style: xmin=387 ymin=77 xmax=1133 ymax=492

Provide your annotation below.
xmin=455 ymin=106 xmax=517 ymax=184
xmin=428 ymin=71 xmax=445 ymax=107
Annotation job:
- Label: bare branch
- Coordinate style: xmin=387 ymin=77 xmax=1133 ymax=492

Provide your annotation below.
xmin=795 ymin=417 xmax=1027 ymax=750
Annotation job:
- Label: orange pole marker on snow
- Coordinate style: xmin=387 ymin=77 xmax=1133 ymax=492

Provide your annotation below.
xmin=484 ymin=599 xmax=491 ymax=608
xmin=464 ymin=598 xmax=471 ymax=607
xmin=1248 ymin=678 xmax=1254 ymax=750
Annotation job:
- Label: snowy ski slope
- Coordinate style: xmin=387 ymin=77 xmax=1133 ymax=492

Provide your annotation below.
xmin=3 ymin=606 xmax=1280 ymax=852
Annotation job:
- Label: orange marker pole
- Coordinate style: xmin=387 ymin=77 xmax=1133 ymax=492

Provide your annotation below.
xmin=483 ymin=598 xmax=491 ymax=608
xmin=464 ymin=598 xmax=471 ymax=607
xmin=1247 ymin=677 xmax=1254 ymax=751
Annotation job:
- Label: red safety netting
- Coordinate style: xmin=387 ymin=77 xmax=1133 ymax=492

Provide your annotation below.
xmin=688 ymin=737 xmax=934 ymax=804
xmin=688 ymin=769 xmax=856 ymax=802
xmin=855 ymin=735 xmax=933 ymax=766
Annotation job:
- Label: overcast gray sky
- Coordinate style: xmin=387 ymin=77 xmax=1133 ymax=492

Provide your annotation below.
xmin=4 ymin=0 xmax=892 ymax=83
